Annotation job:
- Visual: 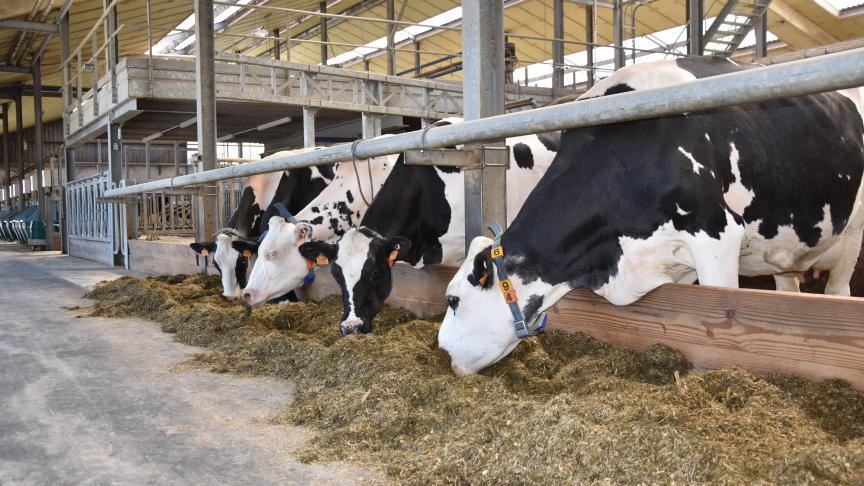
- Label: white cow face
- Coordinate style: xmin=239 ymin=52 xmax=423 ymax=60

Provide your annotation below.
xmin=190 ymin=233 xmax=251 ymax=299
xmin=240 ymin=216 xmax=313 ymax=306
xmin=437 ymin=236 xmax=522 ymax=375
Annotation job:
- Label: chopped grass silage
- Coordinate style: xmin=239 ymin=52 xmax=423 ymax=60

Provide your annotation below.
xmin=83 ymin=275 xmax=864 ymax=485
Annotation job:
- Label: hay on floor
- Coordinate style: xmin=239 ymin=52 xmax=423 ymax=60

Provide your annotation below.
xmin=83 ymin=275 xmax=864 ymax=485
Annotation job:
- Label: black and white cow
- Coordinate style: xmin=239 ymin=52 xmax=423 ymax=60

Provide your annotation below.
xmin=190 ymin=147 xmax=334 ymax=299
xmin=298 ymin=128 xmax=559 ymax=335
xmin=438 ymin=56 xmax=864 ymax=375
xmin=238 ymin=151 xmax=400 ymax=306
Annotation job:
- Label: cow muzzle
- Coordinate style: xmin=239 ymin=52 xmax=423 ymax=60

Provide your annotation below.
xmin=339 ymin=318 xmax=364 ymax=336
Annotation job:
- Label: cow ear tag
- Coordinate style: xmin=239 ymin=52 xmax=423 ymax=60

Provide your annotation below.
xmin=387 ymin=244 xmax=400 ymax=268
xmin=242 ymin=249 xmax=253 ymax=258
xmin=200 ymin=249 xmax=209 ymax=256
xmin=477 ymin=273 xmax=489 ymax=287
xmin=316 ymin=255 xmax=330 ymax=266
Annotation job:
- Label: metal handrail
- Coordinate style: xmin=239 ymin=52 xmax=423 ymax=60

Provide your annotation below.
xmin=103 ymin=47 xmax=864 ymax=199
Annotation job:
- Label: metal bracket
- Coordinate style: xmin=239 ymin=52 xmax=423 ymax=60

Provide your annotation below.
xmin=404 ymin=146 xmax=510 ymax=169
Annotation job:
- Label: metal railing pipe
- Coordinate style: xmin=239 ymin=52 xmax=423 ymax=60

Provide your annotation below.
xmin=103 ymin=47 xmax=864 ymax=199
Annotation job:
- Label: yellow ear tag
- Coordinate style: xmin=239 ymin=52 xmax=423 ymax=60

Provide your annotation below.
xmin=200 ymin=249 xmax=209 ymax=256
xmin=242 ymin=250 xmax=252 ymax=258
xmin=490 ymin=246 xmax=504 ymax=259
xmin=499 ymin=278 xmax=518 ymax=304
xmin=387 ymin=244 xmax=400 ymax=268
xmin=316 ymin=255 xmax=330 ymax=266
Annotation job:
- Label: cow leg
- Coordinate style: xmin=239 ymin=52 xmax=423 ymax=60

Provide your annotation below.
xmin=825 ymin=229 xmax=863 ymax=296
xmin=773 ymin=275 xmax=800 ymax=292
xmin=687 ymin=218 xmax=744 ymax=288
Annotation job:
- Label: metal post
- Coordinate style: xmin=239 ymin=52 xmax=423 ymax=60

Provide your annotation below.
xmin=319 ymin=2 xmax=328 ymax=65
xmin=33 ymin=61 xmax=52 ymax=249
xmin=585 ymin=5 xmax=595 ymax=87
xmin=14 ymin=94 xmax=24 ymax=211
xmin=272 ymin=27 xmax=281 ymax=60
xmin=687 ymin=0 xmax=703 ymax=56
xmin=361 ymin=114 xmax=381 ymax=138
xmin=755 ymin=11 xmax=768 ymax=58
xmin=386 ymin=0 xmax=396 ymax=76
xmin=1 ymin=104 xmax=8 ymax=210
xmin=462 ymin=0 xmax=506 ymax=247
xmin=301 ymin=72 xmax=316 ymax=147
xmin=414 ymin=41 xmax=421 ymax=77
xmin=195 ymin=0 xmax=218 ymax=251
xmin=613 ymin=0 xmax=625 ymax=70
xmin=105 ymin=0 xmax=119 ymax=103
xmin=552 ymin=0 xmax=565 ymax=90
xmin=60 ymin=8 xmax=71 ymax=139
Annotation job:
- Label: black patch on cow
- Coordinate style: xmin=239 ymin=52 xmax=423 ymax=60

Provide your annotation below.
xmin=311 ymin=206 xmax=320 ymax=213
xmin=501 ymin=68 xmax=864 ymax=291
xmin=523 ymin=294 xmax=544 ymax=324
xmin=227 ymin=187 xmax=261 ymax=238
xmin=346 ymin=190 xmax=354 ymax=204
xmin=536 ymin=132 xmax=562 ymax=152
xmin=258 ymin=168 xmax=332 ymax=235
xmin=436 ymin=165 xmax=462 ymax=174
xmin=358 ymin=153 xmax=452 ymax=267
xmin=235 ymin=255 xmax=249 ymax=288
xmin=603 ymin=83 xmax=635 ymax=96
xmin=317 ymin=163 xmax=336 ymax=181
xmin=674 ymin=56 xmax=756 ymax=79
xmin=309 ymin=216 xmax=324 ymax=225
xmin=513 ymin=142 xmax=534 ymax=169
xmin=447 ymin=295 xmax=460 ymax=311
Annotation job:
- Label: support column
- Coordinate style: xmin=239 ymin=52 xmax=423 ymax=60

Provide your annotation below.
xmin=33 ymin=61 xmax=53 ymax=249
xmin=272 ymin=27 xmax=281 ymax=60
xmin=687 ymin=0 xmax=703 ymax=56
xmin=195 ymin=0 xmax=218 ymax=249
xmin=361 ymin=114 xmax=382 ymax=139
xmin=105 ymin=0 xmax=119 ymax=103
xmin=319 ymin=1 xmax=328 ymax=65
xmin=613 ymin=0 xmax=625 ymax=70
xmin=2 ymin=104 xmax=8 ymax=210
xmin=107 ymin=122 xmax=127 ymax=265
xmin=462 ymin=0 xmax=506 ymax=246
xmin=754 ymin=11 xmax=768 ymax=58
xmin=60 ymin=7 xmax=71 ymax=139
xmin=301 ymin=72 xmax=316 ymax=147
xmin=386 ymin=0 xmax=396 ymax=76
xmin=14 ymin=94 xmax=24 ymax=211
xmin=585 ymin=5 xmax=595 ymax=87
xmin=414 ymin=41 xmax=421 ymax=77
xmin=552 ymin=0 xmax=565 ymax=90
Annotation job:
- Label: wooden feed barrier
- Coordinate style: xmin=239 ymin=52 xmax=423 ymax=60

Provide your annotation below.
xmin=307 ymin=263 xmax=864 ymax=391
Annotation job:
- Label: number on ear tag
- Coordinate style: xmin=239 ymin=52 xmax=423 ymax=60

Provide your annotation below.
xmin=200 ymin=249 xmax=209 ymax=256
xmin=316 ymin=255 xmax=330 ymax=266
xmin=491 ymin=246 xmax=504 ymax=259
xmin=499 ymin=278 xmax=518 ymax=304
xmin=242 ymin=250 xmax=252 ymax=258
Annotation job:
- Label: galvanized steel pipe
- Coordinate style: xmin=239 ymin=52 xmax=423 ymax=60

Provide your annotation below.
xmin=104 ymin=47 xmax=864 ymax=199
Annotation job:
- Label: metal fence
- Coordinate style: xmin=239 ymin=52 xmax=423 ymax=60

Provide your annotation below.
xmin=65 ymin=172 xmax=112 ymax=241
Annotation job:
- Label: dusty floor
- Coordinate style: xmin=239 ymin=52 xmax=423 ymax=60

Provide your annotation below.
xmin=0 ymin=243 xmax=380 ymax=485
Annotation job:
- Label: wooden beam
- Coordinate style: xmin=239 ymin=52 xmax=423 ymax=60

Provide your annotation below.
xmin=0 ymin=19 xmax=59 ymax=34
xmin=306 ymin=264 xmax=864 ymax=390
xmin=769 ymin=0 xmax=839 ymax=45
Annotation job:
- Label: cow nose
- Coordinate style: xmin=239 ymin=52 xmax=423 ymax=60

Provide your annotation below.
xmin=340 ymin=319 xmax=363 ymax=336
xmin=223 ymin=294 xmax=236 ymax=301
xmin=451 ymin=363 xmax=471 ymax=376
xmin=242 ymin=291 xmax=253 ymax=304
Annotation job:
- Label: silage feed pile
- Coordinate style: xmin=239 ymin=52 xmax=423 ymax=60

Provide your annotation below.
xmin=83 ymin=275 xmax=864 ymax=485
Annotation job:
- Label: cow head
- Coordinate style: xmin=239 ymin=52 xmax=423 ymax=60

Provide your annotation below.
xmin=299 ymin=227 xmax=411 ymax=335
xmin=438 ymin=236 xmax=545 ymax=376
xmin=190 ymin=230 xmax=254 ymax=299
xmin=241 ymin=216 xmax=314 ymax=306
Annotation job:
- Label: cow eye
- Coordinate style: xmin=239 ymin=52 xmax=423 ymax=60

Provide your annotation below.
xmin=265 ymin=250 xmax=278 ymax=260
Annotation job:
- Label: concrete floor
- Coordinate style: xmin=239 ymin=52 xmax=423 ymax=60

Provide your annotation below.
xmin=0 ymin=243 xmax=379 ymax=485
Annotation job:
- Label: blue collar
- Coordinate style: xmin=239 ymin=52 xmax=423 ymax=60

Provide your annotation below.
xmin=488 ymin=220 xmax=548 ymax=339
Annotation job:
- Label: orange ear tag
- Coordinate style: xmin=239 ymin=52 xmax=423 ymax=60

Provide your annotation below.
xmin=200 ymin=249 xmax=209 ymax=256
xmin=242 ymin=250 xmax=253 ymax=258
xmin=387 ymin=244 xmax=400 ymax=268
xmin=477 ymin=273 xmax=489 ymax=287
xmin=316 ymin=255 xmax=330 ymax=266
xmin=499 ymin=278 xmax=518 ymax=304
xmin=306 ymin=260 xmax=316 ymax=270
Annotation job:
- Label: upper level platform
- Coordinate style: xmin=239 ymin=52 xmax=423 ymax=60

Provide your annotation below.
xmin=66 ymin=55 xmax=568 ymax=148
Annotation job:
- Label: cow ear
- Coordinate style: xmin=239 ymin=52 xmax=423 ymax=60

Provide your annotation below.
xmin=468 ymin=246 xmax=494 ymax=289
xmin=294 ymin=223 xmax=313 ymax=245
xmin=232 ymin=240 xmax=259 ymax=257
xmin=383 ymin=237 xmax=411 ymax=267
xmin=299 ymin=241 xmax=338 ymax=266
xmin=190 ymin=241 xmax=216 ymax=257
